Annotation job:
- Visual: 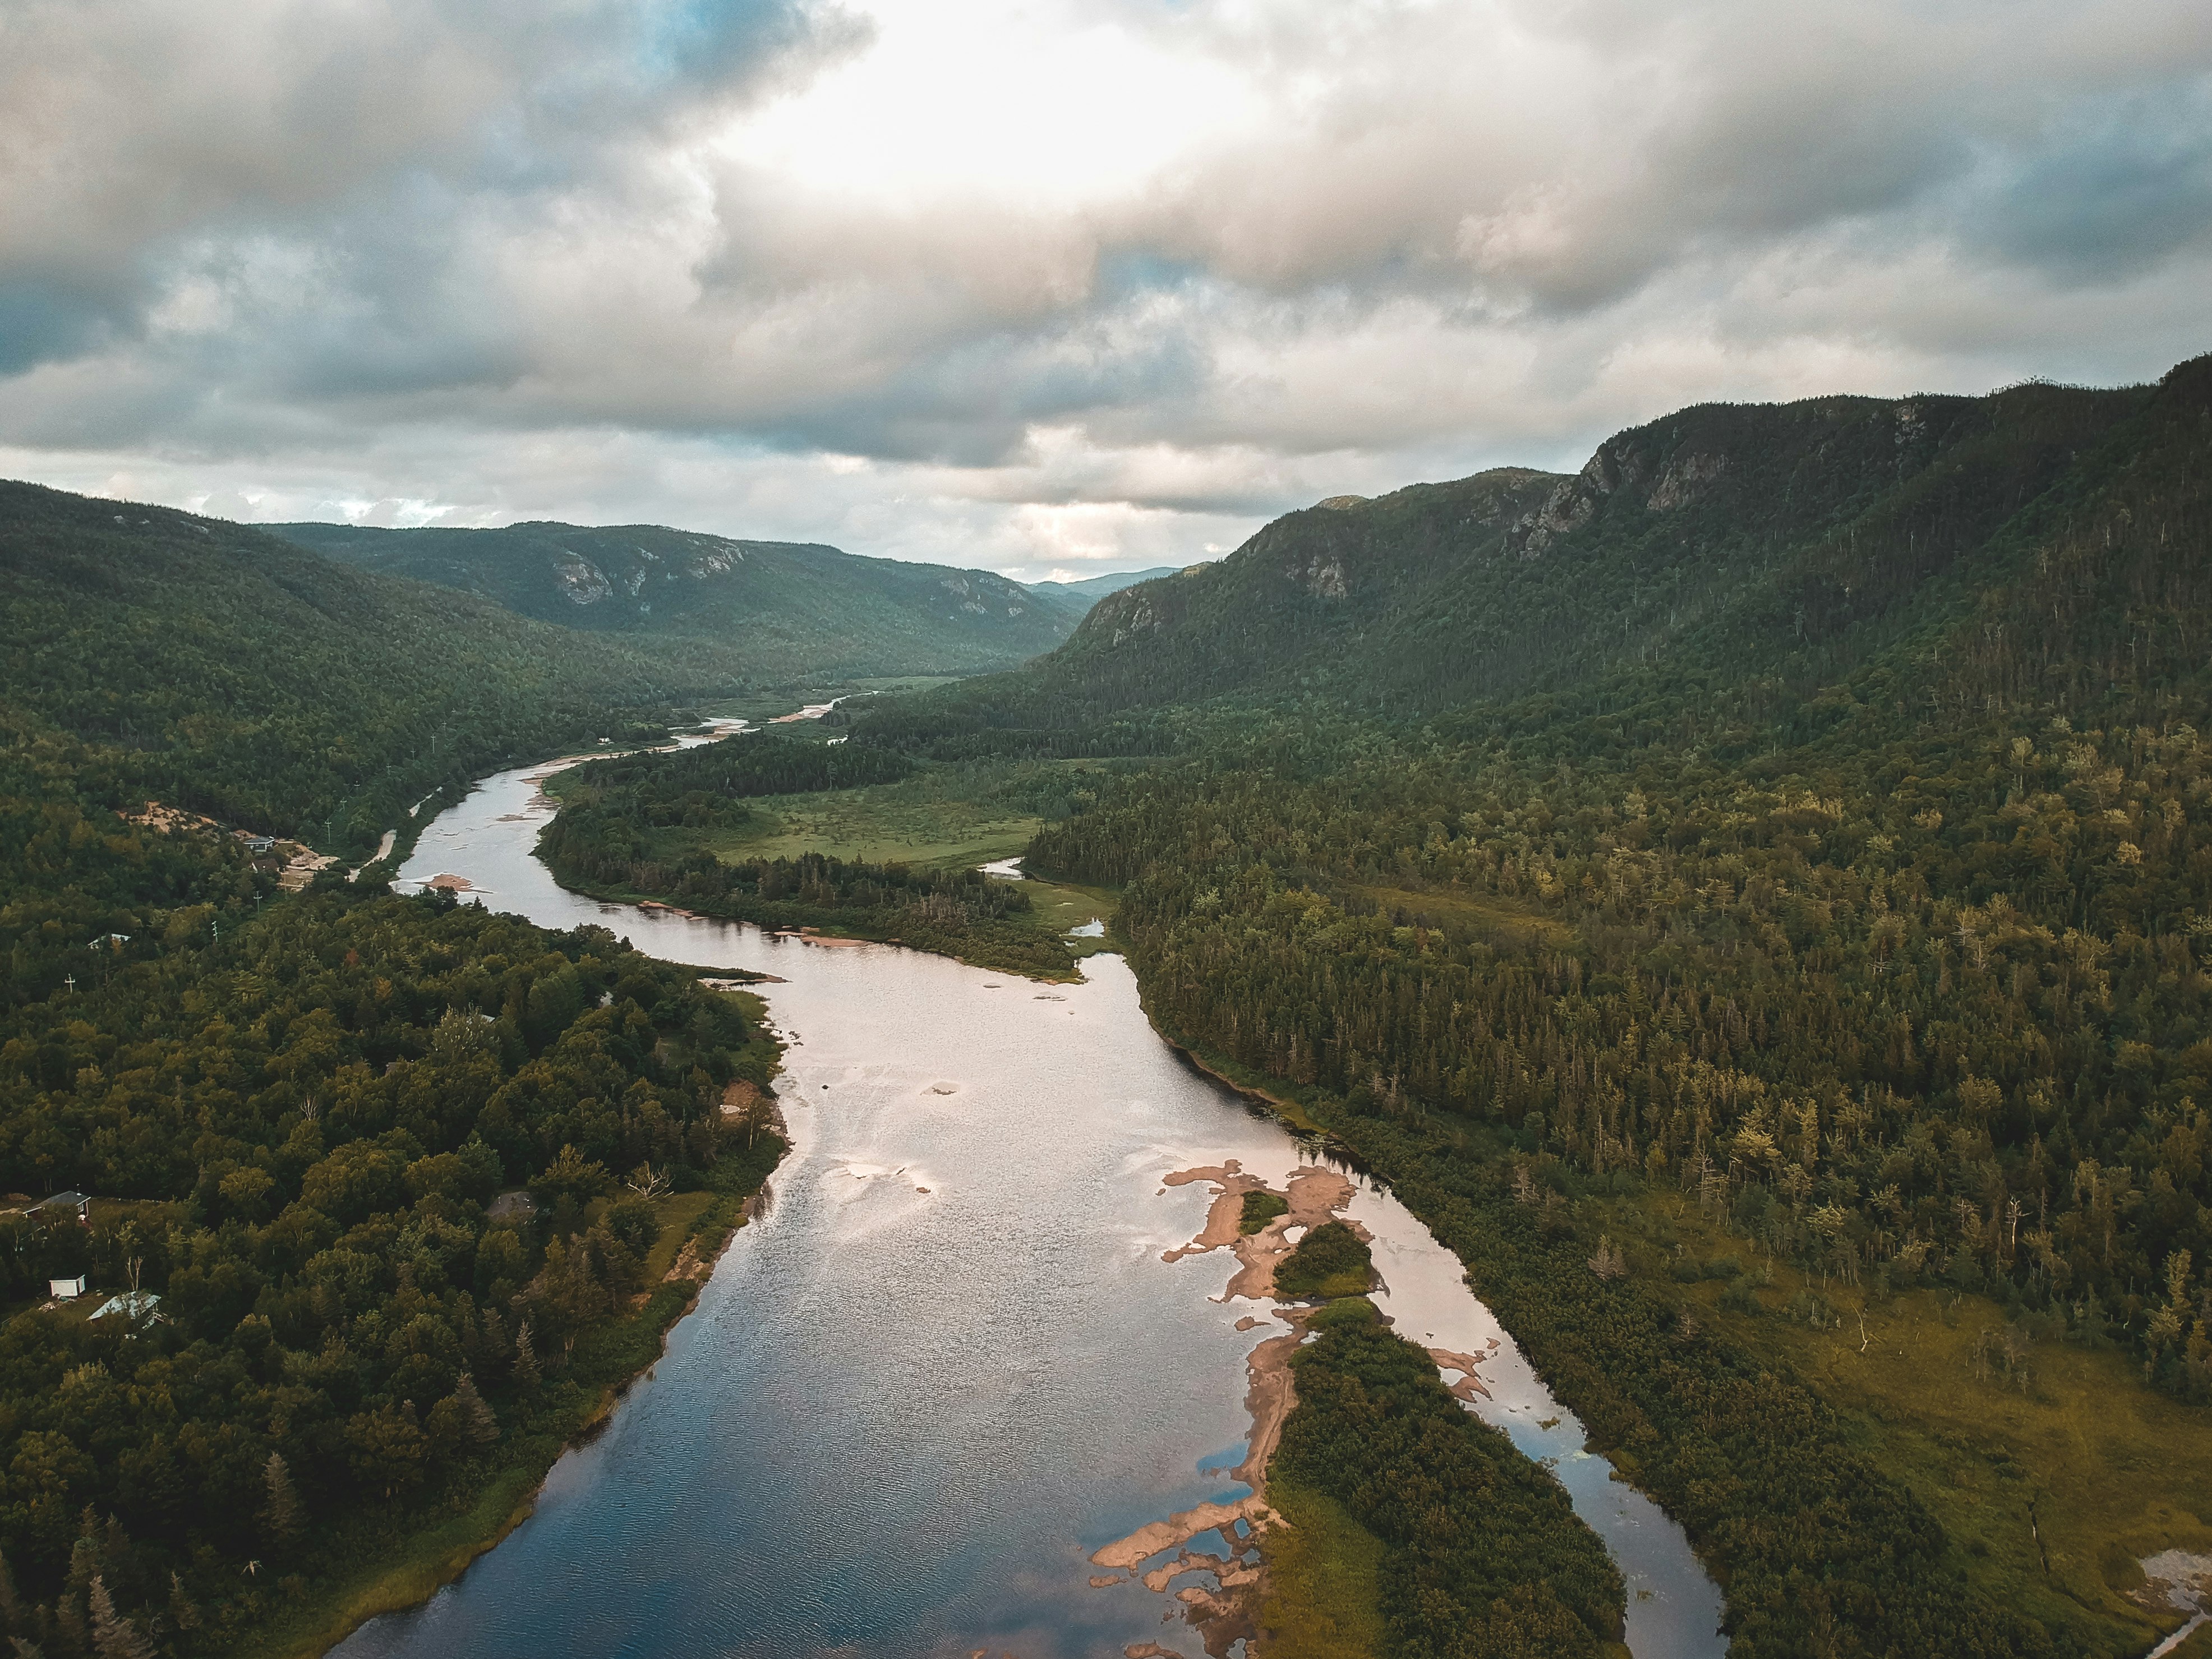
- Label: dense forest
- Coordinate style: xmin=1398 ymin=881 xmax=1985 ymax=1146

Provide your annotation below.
xmin=0 ymin=483 xmax=750 ymax=860
xmin=549 ymin=731 xmax=915 ymax=835
xmin=0 ymin=883 xmax=781 ymax=1656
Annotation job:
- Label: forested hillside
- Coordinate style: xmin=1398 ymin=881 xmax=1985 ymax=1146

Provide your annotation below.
xmin=862 ymin=374 xmax=2150 ymax=757
xmin=275 ymin=520 xmax=1079 ymax=679
xmin=1019 ymin=565 xmax=1179 ymax=617
xmin=1 ymin=482 xmax=739 ymax=858
xmin=0 ymin=481 xmax=794 ymax=1655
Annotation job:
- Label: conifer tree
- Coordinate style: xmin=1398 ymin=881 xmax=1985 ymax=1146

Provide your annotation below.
xmin=453 ymin=1373 xmax=500 ymax=1446
xmin=513 ymin=1319 xmax=542 ymax=1391
xmin=263 ymin=1451 xmax=301 ymax=1545
xmin=85 ymin=1579 xmax=153 ymax=1659
xmin=165 ymin=1574 xmax=199 ymax=1633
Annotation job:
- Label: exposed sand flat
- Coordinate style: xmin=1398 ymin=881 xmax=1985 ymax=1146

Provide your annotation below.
xmin=1160 ymin=1162 xmax=1267 ymax=1262
xmin=1234 ymin=1323 xmax=1305 ymax=1491
xmin=1430 ymin=1347 xmax=1493 ymax=1400
xmin=1163 ymin=1162 xmax=1370 ymax=1301
xmin=1143 ymin=1550 xmax=1231 ymax=1592
xmin=1090 ymin=1495 xmax=1279 ymax=1573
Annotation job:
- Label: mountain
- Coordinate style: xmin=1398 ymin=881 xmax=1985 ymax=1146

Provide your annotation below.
xmin=1020 ymin=565 xmax=1182 ymax=615
xmin=273 ymin=519 xmax=1078 ymax=679
xmin=0 ymin=481 xmax=740 ymax=852
xmin=852 ymin=368 xmax=2173 ymax=757
xmin=1053 ymin=380 xmax=2152 ymax=714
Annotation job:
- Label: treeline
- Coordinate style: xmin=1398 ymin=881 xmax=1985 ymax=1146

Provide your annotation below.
xmin=1273 ymin=1298 xmax=1625 ymax=1658
xmin=1323 ymin=1118 xmax=2061 ymax=1658
xmin=0 ymin=884 xmax=781 ymax=1655
xmin=556 ymin=731 xmax=913 ymax=832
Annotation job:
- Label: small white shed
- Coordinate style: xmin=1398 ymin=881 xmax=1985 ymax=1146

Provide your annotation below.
xmin=49 ymin=1276 xmax=86 ymax=1299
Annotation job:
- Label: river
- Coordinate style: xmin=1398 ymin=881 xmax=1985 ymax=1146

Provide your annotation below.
xmin=336 ymin=754 xmax=1727 ymax=1659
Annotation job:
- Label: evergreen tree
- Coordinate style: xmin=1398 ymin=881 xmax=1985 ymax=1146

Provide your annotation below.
xmin=83 ymin=1580 xmax=152 ymax=1659
xmin=262 ymin=1453 xmax=301 ymax=1546
xmin=513 ymin=1320 xmax=542 ymax=1393
xmin=164 ymin=1574 xmax=198 ymax=1634
xmin=453 ymin=1374 xmax=500 ymax=1447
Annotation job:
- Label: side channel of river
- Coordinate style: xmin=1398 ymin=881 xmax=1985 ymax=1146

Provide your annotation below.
xmin=334 ymin=755 xmax=1726 ymax=1659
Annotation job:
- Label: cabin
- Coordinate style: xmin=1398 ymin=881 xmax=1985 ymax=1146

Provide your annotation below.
xmin=34 ymin=1191 xmax=91 ymax=1224
xmin=49 ymin=1276 xmax=86 ymax=1300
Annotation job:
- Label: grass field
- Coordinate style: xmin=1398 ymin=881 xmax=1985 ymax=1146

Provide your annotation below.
xmin=694 ymin=676 xmax=963 ymax=727
xmin=701 ymin=780 xmax=1043 ymax=870
xmin=1254 ymin=1479 xmax=1386 ymax=1659
xmin=1603 ymin=1190 xmax=2212 ymax=1654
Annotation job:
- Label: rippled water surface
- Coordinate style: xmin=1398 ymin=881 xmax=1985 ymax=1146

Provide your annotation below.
xmin=335 ymin=758 xmax=1725 ymax=1659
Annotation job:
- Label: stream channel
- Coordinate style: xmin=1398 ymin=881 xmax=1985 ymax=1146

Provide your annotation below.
xmin=335 ymin=749 xmax=1728 ymax=1659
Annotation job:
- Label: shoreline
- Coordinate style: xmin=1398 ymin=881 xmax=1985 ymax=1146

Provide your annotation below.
xmin=1086 ymin=1159 xmax=1402 ymax=1658
xmin=266 ymin=1121 xmax=789 ymax=1659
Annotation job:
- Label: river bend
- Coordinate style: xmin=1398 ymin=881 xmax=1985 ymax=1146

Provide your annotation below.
xmin=331 ymin=755 xmax=1726 ymax=1659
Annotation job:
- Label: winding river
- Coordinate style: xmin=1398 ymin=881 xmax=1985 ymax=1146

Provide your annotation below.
xmin=335 ymin=754 xmax=1727 ymax=1659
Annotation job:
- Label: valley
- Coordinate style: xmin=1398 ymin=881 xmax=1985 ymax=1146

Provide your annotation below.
xmin=8 ymin=10 xmax=2208 ymax=1658
xmin=3 ymin=349 xmax=2211 ymax=1659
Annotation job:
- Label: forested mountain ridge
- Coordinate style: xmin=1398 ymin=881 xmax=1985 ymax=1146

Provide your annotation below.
xmin=1 ymin=481 xmax=742 ymax=856
xmin=939 ymin=374 xmax=2151 ymax=730
xmin=274 ymin=519 xmax=1079 ymax=679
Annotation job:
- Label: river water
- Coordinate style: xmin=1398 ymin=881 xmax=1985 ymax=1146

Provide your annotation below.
xmin=337 ymin=755 xmax=1727 ymax=1659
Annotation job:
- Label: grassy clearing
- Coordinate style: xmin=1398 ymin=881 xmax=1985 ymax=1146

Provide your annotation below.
xmin=1606 ymin=1191 xmax=2212 ymax=1653
xmin=695 ymin=677 xmax=962 ymax=726
xmin=1348 ymin=882 xmax=1576 ymax=949
xmin=1254 ymin=1479 xmax=1386 ymax=1659
xmin=701 ymin=781 xmax=1041 ymax=870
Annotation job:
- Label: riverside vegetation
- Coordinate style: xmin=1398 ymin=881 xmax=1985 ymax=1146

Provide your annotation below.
xmin=0 ymin=483 xmax=803 ymax=1656
xmin=536 ymin=732 xmax=1118 ymax=979
xmin=566 ymin=353 xmax=2212 ymax=1653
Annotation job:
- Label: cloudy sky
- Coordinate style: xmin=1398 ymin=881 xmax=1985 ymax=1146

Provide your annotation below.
xmin=3 ymin=0 xmax=2208 ymax=583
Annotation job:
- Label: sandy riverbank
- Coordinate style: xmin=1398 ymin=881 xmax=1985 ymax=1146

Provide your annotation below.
xmin=1085 ymin=1159 xmax=1425 ymax=1659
